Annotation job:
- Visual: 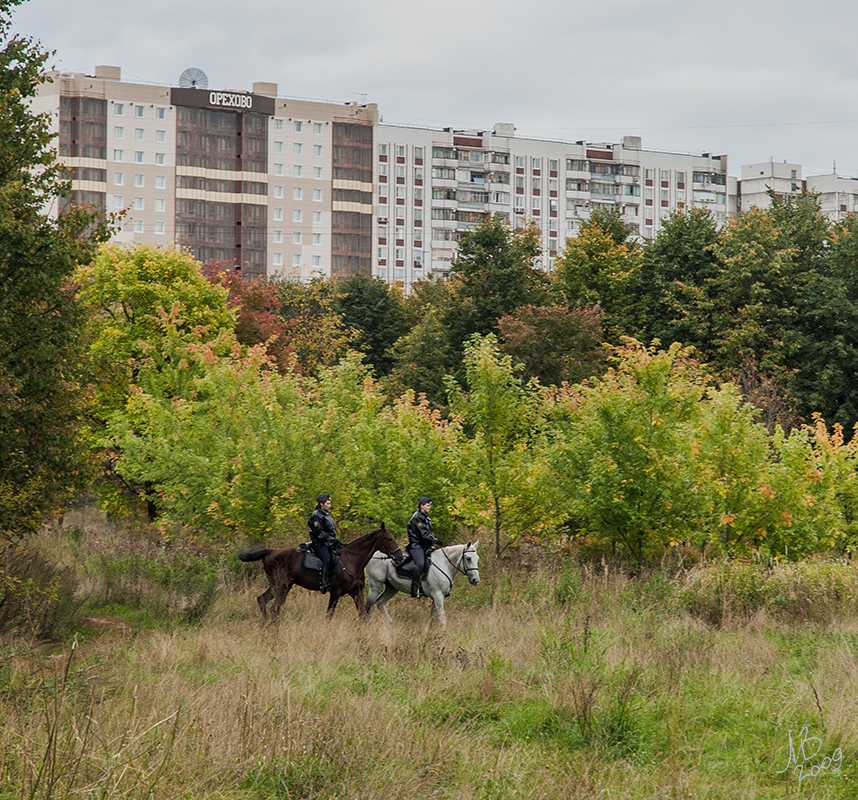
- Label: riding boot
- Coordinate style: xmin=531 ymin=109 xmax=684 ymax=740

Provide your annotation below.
xmin=320 ymin=566 xmax=329 ymax=594
xmin=410 ymin=574 xmax=421 ymax=598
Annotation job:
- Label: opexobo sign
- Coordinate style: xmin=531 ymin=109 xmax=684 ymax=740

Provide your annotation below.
xmin=170 ymin=87 xmax=275 ymax=115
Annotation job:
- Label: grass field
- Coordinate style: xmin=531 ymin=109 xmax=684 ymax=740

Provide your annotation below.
xmin=2 ymin=509 xmax=858 ymax=799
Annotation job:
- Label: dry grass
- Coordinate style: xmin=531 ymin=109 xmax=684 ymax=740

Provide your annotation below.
xmin=3 ymin=518 xmax=858 ymax=798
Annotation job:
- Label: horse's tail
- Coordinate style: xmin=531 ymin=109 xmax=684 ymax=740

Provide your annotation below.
xmin=238 ymin=548 xmax=272 ymax=562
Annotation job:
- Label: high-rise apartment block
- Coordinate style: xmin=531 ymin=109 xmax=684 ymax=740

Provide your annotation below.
xmin=34 ymin=66 xmax=755 ymax=287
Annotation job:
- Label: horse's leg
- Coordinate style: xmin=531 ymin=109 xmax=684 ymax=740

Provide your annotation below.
xmin=352 ymin=586 xmax=367 ymax=619
xmin=325 ymin=592 xmax=341 ymax=620
xmin=257 ymin=586 xmax=273 ymax=620
xmin=428 ymin=591 xmax=447 ymax=628
xmin=365 ymin=580 xmax=380 ymax=617
xmin=376 ymin=583 xmax=399 ymax=623
xmin=271 ymin=580 xmax=292 ymax=621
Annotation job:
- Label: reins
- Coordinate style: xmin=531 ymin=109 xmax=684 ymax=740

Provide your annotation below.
xmin=432 ymin=545 xmax=477 ymax=591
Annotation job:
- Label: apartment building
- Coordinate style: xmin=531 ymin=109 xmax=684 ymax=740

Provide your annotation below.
xmin=374 ymin=125 xmax=731 ymax=292
xmin=34 ymin=65 xmax=376 ymax=281
xmin=37 ymin=65 xmax=734 ymax=288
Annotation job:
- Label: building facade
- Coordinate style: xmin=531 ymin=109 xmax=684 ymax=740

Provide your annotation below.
xmin=39 ymin=65 xmax=738 ymax=288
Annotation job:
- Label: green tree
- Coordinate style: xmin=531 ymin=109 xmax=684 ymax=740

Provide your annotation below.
xmin=553 ymin=216 xmax=644 ymax=343
xmin=445 ymin=334 xmax=560 ymax=556
xmin=0 ymin=1 xmax=112 ymax=542
xmin=75 ymin=243 xmax=236 ymax=424
xmin=333 ymin=272 xmax=408 ymax=376
xmin=443 ymin=216 xmax=547 ymax=355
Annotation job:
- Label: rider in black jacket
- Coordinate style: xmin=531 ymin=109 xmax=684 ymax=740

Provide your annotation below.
xmin=308 ymin=493 xmax=339 ymax=593
xmin=407 ymin=496 xmax=443 ymax=597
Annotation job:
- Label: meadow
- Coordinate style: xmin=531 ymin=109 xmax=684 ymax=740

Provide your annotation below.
xmin=2 ymin=508 xmax=858 ymax=799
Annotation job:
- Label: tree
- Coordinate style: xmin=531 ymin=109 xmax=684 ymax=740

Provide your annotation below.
xmin=553 ymin=216 xmax=644 ymax=343
xmin=0 ymin=1 xmax=112 ymax=542
xmin=203 ymin=260 xmax=294 ymax=372
xmin=497 ymin=302 xmax=605 ymax=387
xmin=443 ymin=216 xmax=547 ymax=355
xmin=445 ymin=335 xmax=559 ymax=556
xmin=333 ymin=272 xmax=408 ymax=376
xmin=75 ymin=243 xmax=236 ymax=425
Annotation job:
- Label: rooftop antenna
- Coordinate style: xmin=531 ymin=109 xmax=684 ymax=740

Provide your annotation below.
xmin=355 ymin=92 xmax=367 ymax=104
xmin=179 ymin=67 xmax=209 ymax=89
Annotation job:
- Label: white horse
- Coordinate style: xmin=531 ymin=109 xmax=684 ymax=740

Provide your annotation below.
xmin=365 ymin=542 xmax=480 ymax=627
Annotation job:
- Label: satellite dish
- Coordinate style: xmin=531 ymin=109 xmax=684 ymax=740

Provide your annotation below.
xmin=179 ymin=67 xmax=208 ymax=89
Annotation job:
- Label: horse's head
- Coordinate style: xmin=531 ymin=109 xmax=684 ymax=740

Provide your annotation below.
xmin=462 ymin=540 xmax=480 ymax=585
xmin=377 ymin=523 xmax=405 ymax=564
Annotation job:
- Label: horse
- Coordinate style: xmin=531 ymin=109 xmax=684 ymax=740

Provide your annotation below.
xmin=238 ymin=524 xmax=402 ymax=621
xmin=364 ymin=541 xmax=480 ymax=627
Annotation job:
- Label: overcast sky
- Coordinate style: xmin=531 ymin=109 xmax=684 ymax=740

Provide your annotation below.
xmin=11 ymin=0 xmax=858 ymax=178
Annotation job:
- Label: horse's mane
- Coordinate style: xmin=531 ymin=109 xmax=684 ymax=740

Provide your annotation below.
xmin=342 ymin=525 xmax=386 ymax=546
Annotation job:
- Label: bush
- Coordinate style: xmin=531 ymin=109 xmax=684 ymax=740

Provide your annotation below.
xmin=0 ymin=545 xmax=80 ymax=640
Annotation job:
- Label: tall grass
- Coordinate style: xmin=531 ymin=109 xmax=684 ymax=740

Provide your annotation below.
xmin=2 ymin=514 xmax=858 ymax=798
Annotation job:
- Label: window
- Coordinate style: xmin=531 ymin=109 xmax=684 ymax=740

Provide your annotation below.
xmin=379 ymin=163 xmax=388 ymax=177
xmin=293 ymin=165 xmax=303 ymax=178
xmin=394 ymin=268 xmax=404 ymax=280
xmin=413 ymin=188 xmax=422 ymax=201
xmin=156 ymin=130 xmax=166 ymax=143
xmin=312 ymin=211 xmax=322 ymax=223
xmin=292 ymin=232 xmax=302 ymax=244
xmin=515 ymin=156 xmax=525 ymax=168
xmin=293 ymin=143 xmax=303 ymax=155
xmin=312 ymin=233 xmax=321 ymax=245
xmin=153 ymin=197 xmax=166 ymax=212
xmin=273 ymin=164 xmax=283 ymax=176
xmin=135 ymin=128 xmax=144 ymax=141
xmin=113 ymin=149 xmax=124 ymax=162
xmin=113 ymin=172 xmax=124 ymax=185
xmin=273 ymin=186 xmax=284 ymax=199
xmin=396 ymin=145 xmax=405 ymax=157
xmin=533 ymin=158 xmax=542 ymax=169
xmin=313 ymin=145 xmax=322 ymax=157
xmin=155 ymin=153 xmax=165 ymax=165
xmin=660 ymin=169 xmax=670 ymax=182
xmin=645 ymin=169 xmax=654 ymax=180
xmin=134 ymin=151 xmax=144 ymax=164
xmin=294 ymin=121 xmax=303 ymax=133
xmin=293 ymin=187 xmax=303 ymax=200
xmin=378 ymin=246 xmax=388 ymax=260
xmin=314 ymin=122 xmax=323 ymax=134
xmin=396 ymin=165 xmax=406 ymax=178
xmin=414 ymin=166 xmax=423 ymax=180
xmin=395 ymin=186 xmax=404 ymax=198
xmin=133 ymin=197 xmax=144 ymax=210
xmin=395 ymin=248 xmax=405 ymax=260
xmin=414 ymin=208 xmax=422 ymax=221
xmin=133 ymin=219 xmax=143 ymax=233
xmin=156 ymin=107 xmax=166 ymax=120
xmin=312 ymin=255 xmax=321 ymax=267
xmin=134 ymin=105 xmax=144 ymax=118
xmin=114 ymin=126 xmax=124 ymax=139
xmin=155 ymin=175 xmax=166 ymax=189
xmin=313 ymin=189 xmax=322 ymax=201
xmin=313 ymin=167 xmax=322 ymax=178
xmin=273 ymin=208 xmax=283 ymax=221
xmin=154 ymin=221 xmax=165 ymax=235
xmin=549 ymin=159 xmax=558 ymax=171
xmin=273 ymin=230 xmax=283 ymax=243
xmin=273 ymin=252 xmax=283 ymax=266
xmin=293 ymin=209 xmax=302 ymax=222
xmin=292 ymin=254 xmax=301 ymax=267
xmin=275 ymin=119 xmax=284 ymax=131
xmin=274 ymin=141 xmax=284 ymax=154
xmin=677 ymin=172 xmax=685 ymax=184
xmin=415 ymin=146 xmax=423 ymax=160
xmin=532 ymin=197 xmax=541 ymax=210
xmin=114 ymin=103 xmax=124 ymax=116
xmin=377 ymin=267 xmax=387 ymax=279
xmin=112 ymin=195 xmax=124 ymax=208
xmin=378 ymin=143 xmax=388 ymax=156
xmin=134 ymin=174 xmax=144 ymax=187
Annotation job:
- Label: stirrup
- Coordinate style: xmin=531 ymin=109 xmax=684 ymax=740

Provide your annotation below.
xmin=410 ymin=578 xmax=421 ymax=598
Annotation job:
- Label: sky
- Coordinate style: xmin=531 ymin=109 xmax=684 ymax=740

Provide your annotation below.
xmin=11 ymin=0 xmax=858 ymax=178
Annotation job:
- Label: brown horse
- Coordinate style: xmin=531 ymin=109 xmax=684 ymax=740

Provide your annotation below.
xmin=238 ymin=525 xmax=402 ymax=621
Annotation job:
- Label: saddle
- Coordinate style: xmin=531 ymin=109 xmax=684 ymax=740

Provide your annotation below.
xmin=298 ymin=542 xmax=337 ymax=577
xmin=394 ymin=551 xmax=431 ymax=581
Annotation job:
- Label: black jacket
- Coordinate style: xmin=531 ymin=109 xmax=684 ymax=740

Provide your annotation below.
xmin=308 ymin=508 xmax=338 ymax=546
xmin=407 ymin=509 xmax=438 ymax=549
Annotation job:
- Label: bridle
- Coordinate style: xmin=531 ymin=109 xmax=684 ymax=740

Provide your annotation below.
xmin=438 ymin=544 xmax=479 ymax=581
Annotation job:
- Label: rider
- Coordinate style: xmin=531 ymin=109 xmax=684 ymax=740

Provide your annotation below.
xmin=308 ymin=493 xmax=340 ymax=594
xmin=406 ymin=496 xmax=444 ymax=598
